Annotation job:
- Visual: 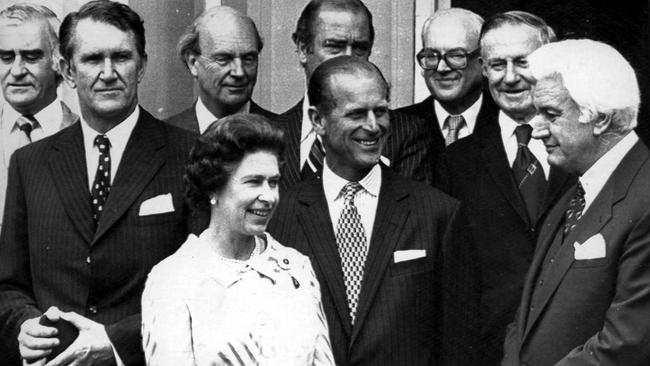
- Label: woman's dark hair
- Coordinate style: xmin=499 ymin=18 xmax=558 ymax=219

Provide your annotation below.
xmin=184 ymin=113 xmax=285 ymax=215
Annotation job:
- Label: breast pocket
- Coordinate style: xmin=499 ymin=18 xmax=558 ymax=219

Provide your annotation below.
xmin=571 ymin=257 xmax=610 ymax=269
xmin=390 ymin=256 xmax=435 ymax=277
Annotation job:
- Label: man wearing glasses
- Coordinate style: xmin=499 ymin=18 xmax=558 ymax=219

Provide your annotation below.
xmin=397 ymin=8 xmax=498 ymax=150
xmin=166 ymin=6 xmax=276 ymax=134
xmin=435 ymin=11 xmax=574 ymax=366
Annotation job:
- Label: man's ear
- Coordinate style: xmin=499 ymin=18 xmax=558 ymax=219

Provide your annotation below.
xmin=186 ymin=52 xmax=200 ymax=78
xmin=308 ymin=106 xmax=326 ymax=136
xmin=297 ymin=41 xmax=310 ymax=66
xmin=593 ymin=113 xmax=613 ymax=136
xmin=59 ymin=58 xmax=76 ymax=88
xmin=137 ymin=54 xmax=148 ymax=83
xmin=479 ymin=57 xmax=488 ymax=77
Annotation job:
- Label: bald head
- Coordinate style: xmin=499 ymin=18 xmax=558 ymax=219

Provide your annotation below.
xmin=177 ymin=6 xmax=262 ymax=118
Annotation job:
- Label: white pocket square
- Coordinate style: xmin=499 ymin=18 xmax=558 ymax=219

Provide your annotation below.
xmin=138 ymin=193 xmax=174 ymax=216
xmin=393 ymin=249 xmax=426 ymax=263
xmin=573 ymin=234 xmax=606 ymax=260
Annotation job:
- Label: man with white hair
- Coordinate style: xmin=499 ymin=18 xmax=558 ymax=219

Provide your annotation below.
xmin=396 ymin=8 xmax=498 ymax=149
xmin=502 ymin=39 xmax=650 ymax=366
xmin=0 ymin=4 xmax=78 ymax=230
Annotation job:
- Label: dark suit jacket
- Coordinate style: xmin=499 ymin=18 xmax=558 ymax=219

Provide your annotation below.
xmin=395 ymin=93 xmax=499 ymax=151
xmin=267 ymin=167 xmax=478 ymax=366
xmin=165 ymin=100 xmax=277 ymax=133
xmin=502 ymin=140 xmax=650 ymax=366
xmin=272 ymin=100 xmax=436 ymax=192
xmin=436 ymin=120 xmax=574 ymax=366
xmin=0 ymin=108 xmax=196 ymax=366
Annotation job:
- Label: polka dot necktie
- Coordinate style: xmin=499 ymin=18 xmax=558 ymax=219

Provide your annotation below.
xmin=335 ymin=182 xmax=367 ymax=324
xmin=91 ymin=135 xmax=111 ymax=224
xmin=564 ymin=182 xmax=585 ymax=235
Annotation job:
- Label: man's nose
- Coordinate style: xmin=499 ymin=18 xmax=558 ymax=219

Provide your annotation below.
xmin=229 ymin=58 xmax=245 ymax=77
xmin=504 ymin=61 xmax=520 ymax=84
xmin=530 ymin=114 xmax=550 ymax=140
xmin=100 ymin=58 xmax=116 ymax=80
xmin=10 ymin=57 xmax=26 ymax=77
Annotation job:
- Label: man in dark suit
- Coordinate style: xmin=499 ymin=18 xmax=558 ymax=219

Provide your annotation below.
xmin=274 ymin=0 xmax=435 ymax=191
xmin=165 ymin=6 xmax=276 ymax=133
xmin=0 ymin=4 xmax=79 ymax=231
xmin=502 ymin=39 xmax=650 ymax=366
xmin=436 ymin=12 xmax=573 ymax=365
xmin=0 ymin=2 xmax=195 ymax=365
xmin=396 ymin=8 xmax=497 ymax=149
xmin=268 ymin=56 xmax=477 ymax=366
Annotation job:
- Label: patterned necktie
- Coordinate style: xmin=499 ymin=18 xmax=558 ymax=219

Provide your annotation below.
xmin=91 ymin=135 xmax=111 ymax=224
xmin=16 ymin=114 xmax=37 ymax=143
xmin=301 ymin=136 xmax=325 ymax=180
xmin=564 ymin=182 xmax=586 ymax=235
xmin=513 ymin=124 xmax=547 ymax=224
xmin=444 ymin=114 xmax=465 ymax=146
xmin=335 ymin=182 xmax=367 ymax=324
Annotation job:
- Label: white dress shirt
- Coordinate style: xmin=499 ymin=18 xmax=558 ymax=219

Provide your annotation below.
xmin=80 ymin=107 xmax=139 ymax=191
xmin=322 ymin=162 xmax=381 ymax=244
xmin=1 ymin=98 xmax=67 ymax=166
xmin=499 ymin=111 xmax=550 ymax=179
xmin=300 ymin=94 xmax=318 ymax=170
xmin=434 ymin=93 xmax=483 ymax=140
xmin=580 ymin=131 xmax=638 ymax=213
xmin=195 ymin=97 xmax=250 ymax=134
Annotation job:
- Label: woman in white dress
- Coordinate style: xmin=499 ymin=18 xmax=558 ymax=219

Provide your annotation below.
xmin=141 ymin=114 xmax=334 ymax=366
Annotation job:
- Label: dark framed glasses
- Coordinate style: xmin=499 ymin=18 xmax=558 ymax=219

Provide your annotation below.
xmin=416 ymin=48 xmax=479 ymax=70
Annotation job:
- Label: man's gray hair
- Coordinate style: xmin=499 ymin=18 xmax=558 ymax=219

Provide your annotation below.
xmin=528 ymin=39 xmax=640 ymax=131
xmin=0 ymin=3 xmax=61 ymax=71
xmin=422 ymin=8 xmax=484 ymax=46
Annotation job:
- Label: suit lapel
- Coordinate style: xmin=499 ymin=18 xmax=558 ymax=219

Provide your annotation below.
xmin=295 ymin=179 xmax=353 ymax=336
xmin=479 ymin=126 xmax=530 ymax=226
xmin=351 ymin=168 xmax=410 ymax=343
xmin=92 ymin=109 xmax=166 ymax=243
xmin=539 ymin=167 xmax=573 ymax=223
xmin=48 ymin=123 xmax=94 ymax=243
xmin=522 ymin=141 xmax=648 ymax=341
xmin=278 ymin=100 xmax=303 ymax=188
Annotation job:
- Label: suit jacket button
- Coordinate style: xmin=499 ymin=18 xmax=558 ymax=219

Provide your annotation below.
xmin=86 ymin=256 xmax=91 ymax=264
xmin=88 ymin=305 xmax=97 ymax=314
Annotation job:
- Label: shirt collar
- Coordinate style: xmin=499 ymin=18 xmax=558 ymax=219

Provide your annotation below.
xmin=322 ymin=160 xmax=381 ymax=203
xmin=80 ymin=105 xmax=140 ymax=155
xmin=498 ymin=110 xmax=522 ymax=141
xmin=301 ymin=93 xmax=313 ymax=143
xmin=195 ymin=97 xmax=250 ymax=134
xmin=580 ymin=130 xmax=639 ymax=205
xmin=4 ymin=97 xmax=63 ymax=134
xmin=433 ymin=93 xmax=483 ymax=132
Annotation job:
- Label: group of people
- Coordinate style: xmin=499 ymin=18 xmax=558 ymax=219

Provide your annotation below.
xmin=0 ymin=0 xmax=647 ymax=366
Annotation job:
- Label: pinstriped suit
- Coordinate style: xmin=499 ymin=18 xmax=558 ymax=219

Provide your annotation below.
xmin=164 ymin=100 xmax=277 ymax=133
xmin=267 ymin=166 xmax=479 ymax=366
xmin=0 ymin=108 xmax=196 ymax=366
xmin=272 ymin=100 xmax=436 ymax=192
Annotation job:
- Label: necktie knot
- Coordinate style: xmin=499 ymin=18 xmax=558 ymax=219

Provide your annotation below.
xmin=444 ymin=114 xmax=465 ymax=146
xmin=94 ymin=135 xmax=111 ymax=154
xmin=16 ymin=115 xmax=37 ymax=140
xmin=515 ymin=124 xmax=533 ymax=146
xmin=341 ymin=182 xmax=362 ymax=203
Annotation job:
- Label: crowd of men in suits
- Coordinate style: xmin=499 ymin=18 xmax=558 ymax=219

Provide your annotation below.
xmin=0 ymin=0 xmax=648 ymax=365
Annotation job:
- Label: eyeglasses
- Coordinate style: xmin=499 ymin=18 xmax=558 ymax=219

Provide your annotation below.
xmin=416 ymin=48 xmax=479 ymax=70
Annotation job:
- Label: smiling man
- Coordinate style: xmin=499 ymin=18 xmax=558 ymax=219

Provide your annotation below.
xmin=166 ymin=6 xmax=276 ymax=134
xmin=397 ymin=8 xmax=498 ymax=149
xmin=0 ymin=4 xmax=78 ymax=231
xmin=268 ymin=56 xmax=478 ymax=366
xmin=273 ymin=0 xmax=435 ymax=191
xmin=502 ymin=39 xmax=650 ymax=366
xmin=0 ymin=1 xmax=195 ymax=365
xmin=434 ymin=11 xmax=575 ymax=365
